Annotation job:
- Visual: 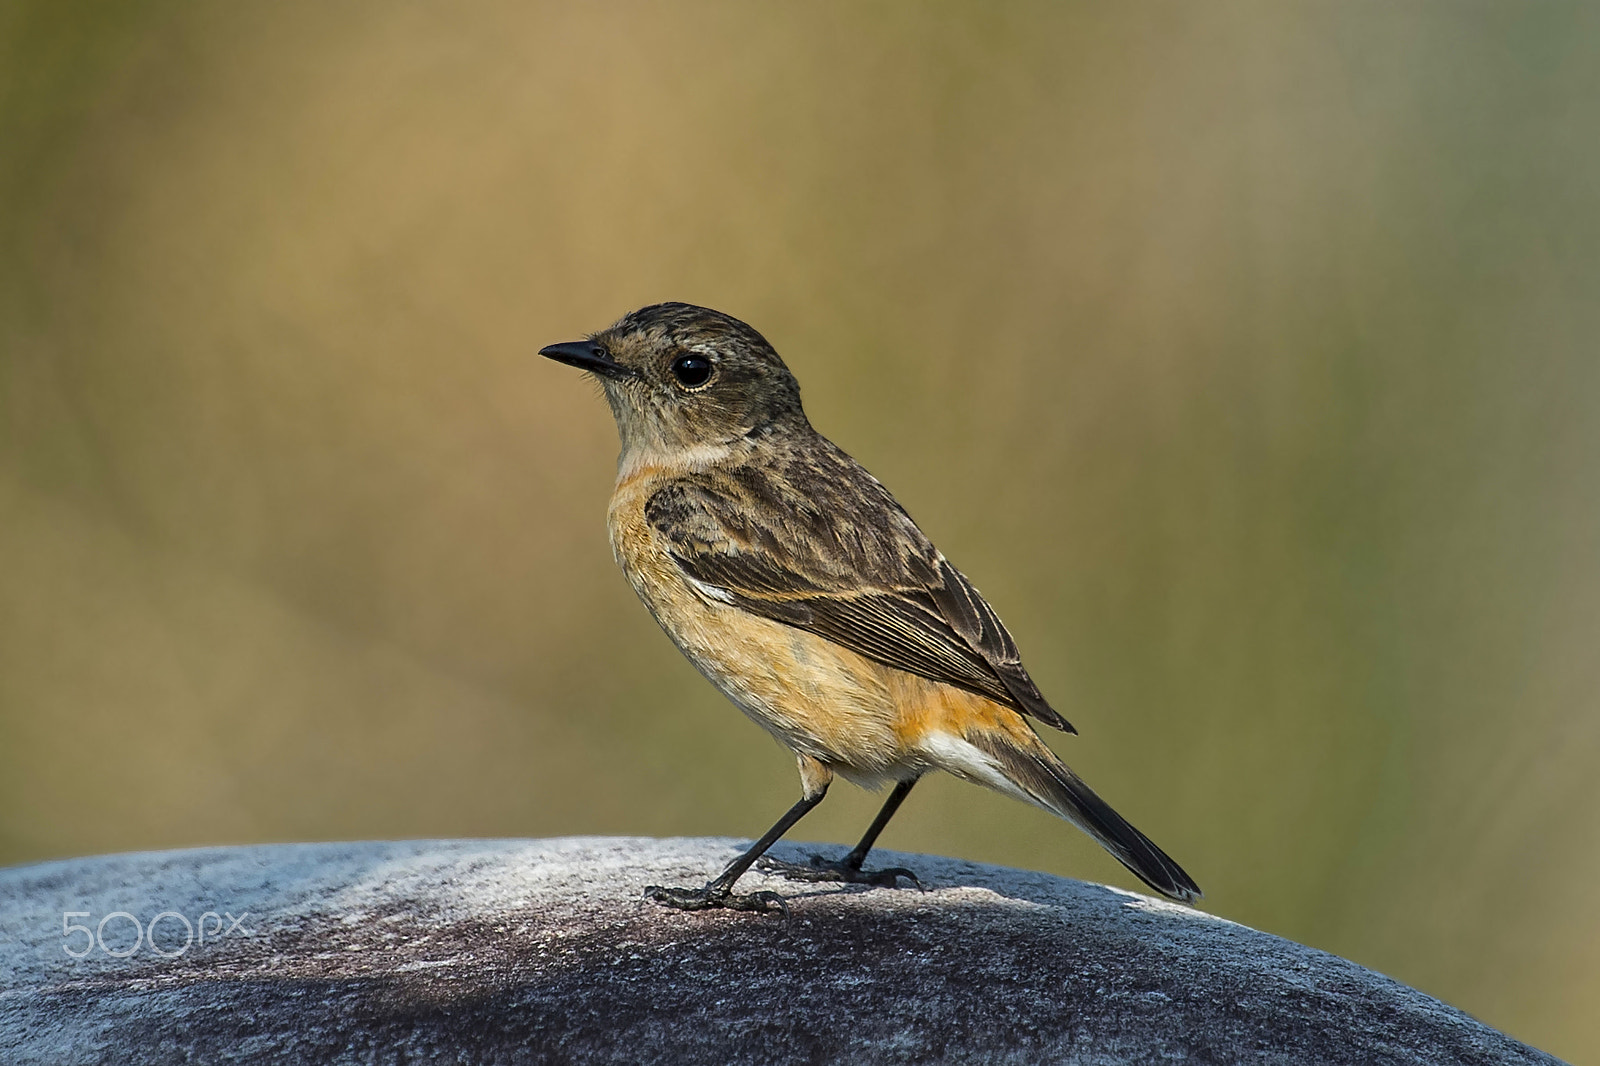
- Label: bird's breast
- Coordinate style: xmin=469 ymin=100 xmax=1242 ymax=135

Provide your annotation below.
xmin=606 ymin=474 xmax=909 ymax=780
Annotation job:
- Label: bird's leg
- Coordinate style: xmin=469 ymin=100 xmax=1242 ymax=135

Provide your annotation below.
xmin=645 ymin=785 xmax=829 ymax=914
xmin=761 ymin=778 xmax=922 ymax=888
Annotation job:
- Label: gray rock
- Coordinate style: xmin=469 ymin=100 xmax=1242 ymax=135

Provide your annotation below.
xmin=0 ymin=837 xmax=1562 ymax=1065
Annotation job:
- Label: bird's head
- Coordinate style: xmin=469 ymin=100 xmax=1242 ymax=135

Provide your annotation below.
xmin=540 ymin=302 xmax=807 ymax=459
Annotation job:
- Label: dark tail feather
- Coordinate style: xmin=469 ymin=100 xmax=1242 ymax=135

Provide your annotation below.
xmin=969 ymin=731 xmax=1202 ymax=903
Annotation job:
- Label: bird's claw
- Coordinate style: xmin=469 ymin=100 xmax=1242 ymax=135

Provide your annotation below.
xmin=644 ymin=884 xmax=788 ymax=916
xmin=758 ymin=855 xmax=922 ymax=890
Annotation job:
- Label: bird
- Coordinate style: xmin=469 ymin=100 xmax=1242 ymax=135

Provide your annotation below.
xmin=540 ymin=302 xmax=1201 ymax=912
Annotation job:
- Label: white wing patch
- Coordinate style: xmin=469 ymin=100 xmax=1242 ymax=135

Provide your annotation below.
xmin=684 ymin=573 xmax=738 ymax=606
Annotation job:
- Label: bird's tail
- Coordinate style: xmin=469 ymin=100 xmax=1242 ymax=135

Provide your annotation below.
xmin=965 ymin=728 xmax=1202 ymax=903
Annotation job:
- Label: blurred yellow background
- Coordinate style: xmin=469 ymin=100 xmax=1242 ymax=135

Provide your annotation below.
xmin=3 ymin=1 xmax=1597 ymax=1058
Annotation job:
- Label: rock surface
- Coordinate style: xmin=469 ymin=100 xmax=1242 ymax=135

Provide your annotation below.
xmin=0 ymin=837 xmax=1562 ymax=1065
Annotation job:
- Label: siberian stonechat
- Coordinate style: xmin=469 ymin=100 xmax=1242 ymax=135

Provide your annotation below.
xmin=542 ymin=303 xmax=1200 ymax=912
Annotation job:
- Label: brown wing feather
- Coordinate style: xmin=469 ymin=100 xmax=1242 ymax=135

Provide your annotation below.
xmin=644 ymin=447 xmax=1075 ymax=734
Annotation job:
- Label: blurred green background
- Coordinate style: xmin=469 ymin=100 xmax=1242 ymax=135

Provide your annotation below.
xmin=3 ymin=1 xmax=1597 ymax=1058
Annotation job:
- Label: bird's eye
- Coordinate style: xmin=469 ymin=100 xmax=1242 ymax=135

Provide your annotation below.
xmin=670 ymin=354 xmax=714 ymax=389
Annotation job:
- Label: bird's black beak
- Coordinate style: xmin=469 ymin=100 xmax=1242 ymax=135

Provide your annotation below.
xmin=539 ymin=340 xmax=636 ymax=381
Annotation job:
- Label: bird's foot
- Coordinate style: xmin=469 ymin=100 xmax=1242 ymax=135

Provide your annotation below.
xmin=644 ymin=883 xmax=788 ymax=916
xmin=757 ymin=854 xmax=921 ymax=889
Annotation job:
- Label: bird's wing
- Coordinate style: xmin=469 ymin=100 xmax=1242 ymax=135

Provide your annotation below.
xmin=644 ymin=462 xmax=1074 ymax=734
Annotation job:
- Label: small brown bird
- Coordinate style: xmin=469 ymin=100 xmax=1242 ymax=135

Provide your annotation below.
xmin=542 ymin=303 xmax=1200 ymax=912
